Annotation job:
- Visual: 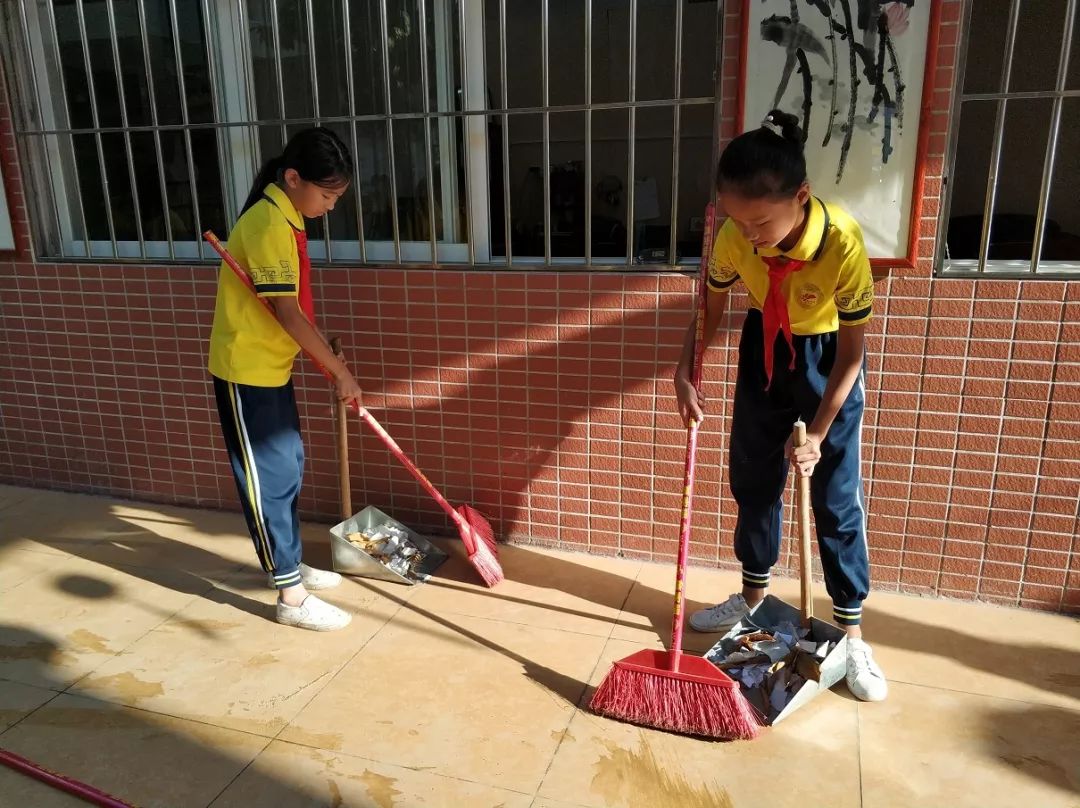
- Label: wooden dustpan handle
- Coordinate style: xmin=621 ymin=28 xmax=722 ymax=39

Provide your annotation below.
xmin=793 ymin=421 xmax=813 ymax=625
xmin=330 ymin=337 xmax=352 ymax=521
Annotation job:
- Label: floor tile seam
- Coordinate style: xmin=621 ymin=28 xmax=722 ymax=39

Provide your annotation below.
xmin=530 ymin=560 xmax=647 ymax=802
xmin=883 ymin=677 xmax=1080 ymax=711
xmin=214 ymin=734 xmax=540 ymax=806
xmin=60 ymin=582 xmax=218 ymax=695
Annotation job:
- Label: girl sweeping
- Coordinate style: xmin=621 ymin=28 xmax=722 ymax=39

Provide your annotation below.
xmin=209 ymin=127 xmax=360 ymax=631
xmin=673 ymin=110 xmax=887 ymax=701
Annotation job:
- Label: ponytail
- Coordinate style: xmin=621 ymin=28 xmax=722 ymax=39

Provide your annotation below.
xmin=239 ymin=127 xmax=354 ymax=217
xmin=241 ymin=155 xmax=286 ymax=215
xmin=716 ymin=108 xmax=807 ymax=200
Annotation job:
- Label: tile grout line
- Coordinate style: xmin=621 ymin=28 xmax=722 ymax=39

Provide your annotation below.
xmin=411 ymin=608 xmax=644 ymax=641
xmin=203 ymin=584 xmax=417 ymax=807
xmin=529 ymin=559 xmax=646 ymax=803
xmin=977 ymin=288 xmax=1022 ymax=604
xmin=885 ymin=676 xmax=1080 ymax=709
xmin=1019 ymin=284 xmax=1067 ymax=612
xmin=204 ymin=733 xmax=538 ymax=808
xmin=0 ymin=688 xmax=66 ymax=741
xmin=62 ymin=574 xmax=236 ymax=696
xmin=856 ymin=702 xmax=864 ymax=808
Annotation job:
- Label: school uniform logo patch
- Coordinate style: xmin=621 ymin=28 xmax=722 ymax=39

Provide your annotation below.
xmin=836 ymin=287 xmax=874 ymax=310
xmin=796 ymin=283 xmax=823 ymax=309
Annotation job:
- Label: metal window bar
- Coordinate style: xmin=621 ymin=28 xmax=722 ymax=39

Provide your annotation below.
xmin=269 ymin=0 xmax=287 ymax=148
xmin=105 ymin=0 xmax=145 ymax=256
xmin=41 ymin=0 xmax=92 ymax=257
xmin=940 ymin=0 xmax=1080 ymax=277
xmin=6 ymin=0 xmax=720 ymax=271
xmin=342 ymin=0 xmax=369 ymax=264
xmin=377 ymin=0 xmax=403 ymax=263
xmin=499 ymin=0 xmax=511 ymax=266
xmin=458 ymin=0 xmax=475 ymax=266
xmin=418 ymin=0 xmax=439 ymax=266
xmin=302 ymin=0 xmax=326 ymax=259
xmin=1030 ymin=0 xmax=1077 ymax=272
xmin=200 ymin=0 xmax=232 ymax=229
xmin=975 ymin=0 xmax=1022 ymax=274
xmin=167 ymin=0 xmax=205 ymax=260
xmin=584 ymin=0 xmax=592 ymax=266
xmin=139 ymin=0 xmax=175 ymax=258
xmin=625 ymin=0 xmax=637 ymax=263
xmin=14 ymin=99 xmax=717 ymax=137
xmin=668 ymin=0 xmax=684 ymax=266
xmin=302 ymin=0 xmax=332 ymax=261
xmin=542 ymin=0 xmax=551 ymax=265
xmin=14 ymin=0 xmax=67 ymax=258
xmin=236 ymin=0 xmax=262 ymax=167
xmin=74 ymin=0 xmax=120 ymax=259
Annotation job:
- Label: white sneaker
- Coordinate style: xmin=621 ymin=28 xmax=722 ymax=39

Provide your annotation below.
xmin=688 ymin=593 xmax=752 ymax=633
xmin=267 ymin=563 xmax=342 ymax=591
xmin=846 ymin=638 xmax=888 ymax=702
xmin=276 ymin=594 xmax=352 ymax=631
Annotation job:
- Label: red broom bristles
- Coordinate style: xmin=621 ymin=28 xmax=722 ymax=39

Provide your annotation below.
xmin=590 ymin=664 xmax=760 ymax=741
xmin=457 ymin=505 xmax=503 ymax=587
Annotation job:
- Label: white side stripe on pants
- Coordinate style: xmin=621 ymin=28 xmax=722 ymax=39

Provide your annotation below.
xmin=231 ymin=382 xmax=275 ymax=569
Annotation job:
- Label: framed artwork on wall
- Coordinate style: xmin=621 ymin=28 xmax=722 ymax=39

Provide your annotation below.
xmin=737 ymin=0 xmax=943 ymax=267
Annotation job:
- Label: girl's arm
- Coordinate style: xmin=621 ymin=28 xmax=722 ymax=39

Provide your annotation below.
xmin=270 ymin=296 xmax=363 ymax=405
xmin=791 ymin=322 xmax=865 ymax=475
xmin=673 ymin=288 xmax=730 ymax=425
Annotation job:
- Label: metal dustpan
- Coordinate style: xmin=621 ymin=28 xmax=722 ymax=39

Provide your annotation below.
xmin=706 ymin=595 xmax=847 ymax=726
xmin=323 ymin=362 xmax=445 ymax=586
xmin=705 ymin=421 xmax=848 ymax=726
xmin=330 ymin=505 xmax=447 ymax=586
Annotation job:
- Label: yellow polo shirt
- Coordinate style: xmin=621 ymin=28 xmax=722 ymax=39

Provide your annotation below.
xmin=707 ymin=197 xmax=874 ymax=334
xmin=208 ymin=184 xmax=305 ymax=387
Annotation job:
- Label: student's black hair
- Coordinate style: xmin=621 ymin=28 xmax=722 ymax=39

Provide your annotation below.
xmin=715 ymin=109 xmax=807 ymax=200
xmin=240 ymin=127 xmax=354 ymax=216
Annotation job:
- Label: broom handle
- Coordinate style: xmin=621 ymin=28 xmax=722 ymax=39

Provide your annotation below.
xmin=330 ymin=338 xmax=353 ymax=520
xmin=355 ymin=406 xmax=470 ymax=533
xmin=793 ymin=421 xmax=813 ymax=625
xmin=669 ymin=203 xmax=717 ymax=664
xmin=204 ymin=230 xmax=469 ymax=534
xmin=0 ymin=748 xmax=133 ymax=808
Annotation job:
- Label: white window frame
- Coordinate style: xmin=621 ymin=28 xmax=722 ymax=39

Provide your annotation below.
xmin=937 ymin=0 xmax=1080 ymax=278
xmin=4 ymin=0 xmax=715 ymax=270
xmin=10 ymin=0 xmax=488 ymax=264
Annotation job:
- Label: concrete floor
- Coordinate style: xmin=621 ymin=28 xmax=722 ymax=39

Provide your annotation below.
xmin=0 ymin=484 xmax=1077 ymax=807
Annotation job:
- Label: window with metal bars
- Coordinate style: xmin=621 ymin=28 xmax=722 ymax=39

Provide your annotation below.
xmin=0 ymin=0 xmax=722 ymax=269
xmin=938 ymin=0 xmax=1080 ymax=278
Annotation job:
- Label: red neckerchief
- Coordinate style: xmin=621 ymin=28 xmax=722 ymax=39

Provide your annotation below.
xmin=759 ymin=256 xmax=806 ymax=390
xmin=262 ymin=192 xmax=315 ymax=323
xmin=291 ymin=226 xmax=315 ymax=323
xmin=756 ymin=199 xmax=832 ymax=390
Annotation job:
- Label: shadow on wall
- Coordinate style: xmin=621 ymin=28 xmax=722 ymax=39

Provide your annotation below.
xmin=309 ymin=277 xmax=747 ymax=554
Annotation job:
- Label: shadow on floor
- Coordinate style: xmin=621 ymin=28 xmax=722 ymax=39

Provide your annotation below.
xmin=978 ymin=702 xmax=1080 ymax=798
xmin=0 ymin=625 xmax=320 ymax=807
xmin=4 ymin=491 xmax=1079 ymax=722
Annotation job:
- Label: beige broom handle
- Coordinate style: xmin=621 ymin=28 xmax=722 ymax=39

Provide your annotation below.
xmin=330 ymin=338 xmax=352 ymax=521
xmin=793 ymin=421 xmax=813 ymax=626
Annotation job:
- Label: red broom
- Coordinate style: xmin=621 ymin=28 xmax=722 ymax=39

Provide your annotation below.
xmin=589 ymin=204 xmax=760 ymax=740
xmin=203 ymin=231 xmax=503 ymax=587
